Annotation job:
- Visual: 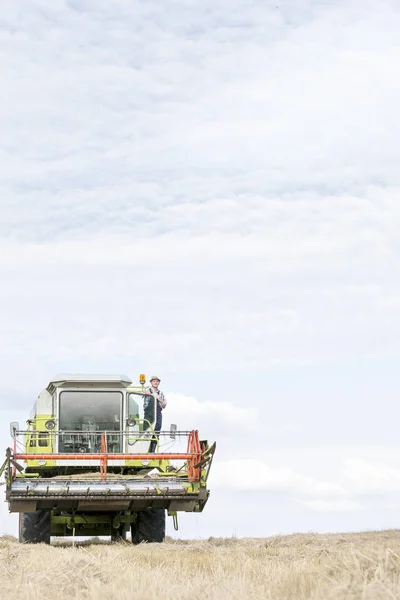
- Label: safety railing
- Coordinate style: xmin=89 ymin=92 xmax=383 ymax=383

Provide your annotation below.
xmin=6 ymin=430 xmax=215 ymax=483
xmin=11 ymin=429 xmax=194 ymax=453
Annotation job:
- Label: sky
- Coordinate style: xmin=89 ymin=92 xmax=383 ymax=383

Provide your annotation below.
xmin=1 ymin=0 xmax=400 ymax=539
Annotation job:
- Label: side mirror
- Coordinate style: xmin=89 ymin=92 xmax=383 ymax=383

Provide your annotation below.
xmin=9 ymin=422 xmax=19 ymax=438
xmin=170 ymin=423 xmax=177 ymax=440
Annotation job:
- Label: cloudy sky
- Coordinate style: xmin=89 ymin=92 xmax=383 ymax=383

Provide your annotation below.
xmin=1 ymin=0 xmax=400 ymax=539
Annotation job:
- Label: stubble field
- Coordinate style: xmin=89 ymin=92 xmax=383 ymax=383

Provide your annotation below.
xmin=1 ymin=530 xmax=400 ymax=599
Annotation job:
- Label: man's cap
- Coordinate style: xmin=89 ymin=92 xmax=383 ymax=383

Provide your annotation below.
xmin=150 ymin=375 xmax=161 ymax=382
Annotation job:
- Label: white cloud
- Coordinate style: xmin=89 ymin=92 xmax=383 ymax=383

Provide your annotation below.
xmin=210 ymin=457 xmax=400 ymax=512
xmin=311 ymin=481 xmax=347 ymax=498
xmin=343 ymin=459 xmax=400 ymax=494
xmin=166 ymin=392 xmax=257 ymax=426
xmin=210 ymin=459 xmax=312 ymax=492
xmin=210 ymin=459 xmax=347 ymax=498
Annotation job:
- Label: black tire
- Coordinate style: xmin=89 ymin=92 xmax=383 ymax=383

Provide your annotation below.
xmin=131 ymin=509 xmax=165 ymax=544
xmin=19 ymin=510 xmax=51 ymax=544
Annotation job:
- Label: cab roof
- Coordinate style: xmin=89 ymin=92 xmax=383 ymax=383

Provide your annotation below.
xmin=47 ymin=374 xmax=132 ymax=392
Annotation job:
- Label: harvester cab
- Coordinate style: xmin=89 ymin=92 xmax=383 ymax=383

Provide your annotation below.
xmin=1 ymin=374 xmax=215 ymax=544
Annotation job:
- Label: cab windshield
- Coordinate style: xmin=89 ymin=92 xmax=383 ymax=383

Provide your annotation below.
xmin=59 ymin=390 xmax=123 ymax=453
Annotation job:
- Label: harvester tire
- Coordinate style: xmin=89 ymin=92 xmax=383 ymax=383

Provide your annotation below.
xmin=131 ymin=509 xmax=165 ymax=544
xmin=19 ymin=510 xmax=51 ymax=544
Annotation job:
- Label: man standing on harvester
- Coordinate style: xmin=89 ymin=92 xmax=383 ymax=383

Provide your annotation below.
xmin=145 ymin=375 xmax=167 ymax=452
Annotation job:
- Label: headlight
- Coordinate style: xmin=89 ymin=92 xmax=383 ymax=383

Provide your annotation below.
xmin=127 ymin=418 xmax=136 ymax=427
xmin=45 ymin=420 xmax=56 ymax=430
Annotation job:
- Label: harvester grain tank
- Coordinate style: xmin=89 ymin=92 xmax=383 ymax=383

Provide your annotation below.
xmin=2 ymin=374 xmax=215 ymax=543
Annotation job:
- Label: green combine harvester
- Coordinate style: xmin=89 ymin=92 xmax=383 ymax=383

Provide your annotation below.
xmin=1 ymin=374 xmax=215 ymax=544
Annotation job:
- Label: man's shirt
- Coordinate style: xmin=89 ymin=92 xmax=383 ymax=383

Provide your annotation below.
xmin=145 ymin=386 xmax=167 ymax=429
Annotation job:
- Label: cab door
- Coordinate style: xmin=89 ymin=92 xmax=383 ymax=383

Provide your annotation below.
xmin=126 ymin=392 xmax=156 ymax=453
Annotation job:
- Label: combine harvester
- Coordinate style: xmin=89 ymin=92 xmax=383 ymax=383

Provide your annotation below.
xmin=1 ymin=374 xmax=215 ymax=544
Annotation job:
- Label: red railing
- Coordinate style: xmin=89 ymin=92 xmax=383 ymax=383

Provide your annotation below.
xmin=13 ymin=430 xmax=204 ymax=482
xmin=187 ymin=430 xmax=202 ymax=481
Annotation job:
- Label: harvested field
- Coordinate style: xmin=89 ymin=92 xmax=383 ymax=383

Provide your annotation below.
xmin=1 ymin=530 xmax=400 ymax=599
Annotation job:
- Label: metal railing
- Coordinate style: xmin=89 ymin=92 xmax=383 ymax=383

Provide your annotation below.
xmin=7 ymin=430 xmax=215 ymax=483
xmin=12 ymin=429 xmax=194 ymax=453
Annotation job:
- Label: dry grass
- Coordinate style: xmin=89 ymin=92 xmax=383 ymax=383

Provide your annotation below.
xmin=2 ymin=530 xmax=400 ymax=599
